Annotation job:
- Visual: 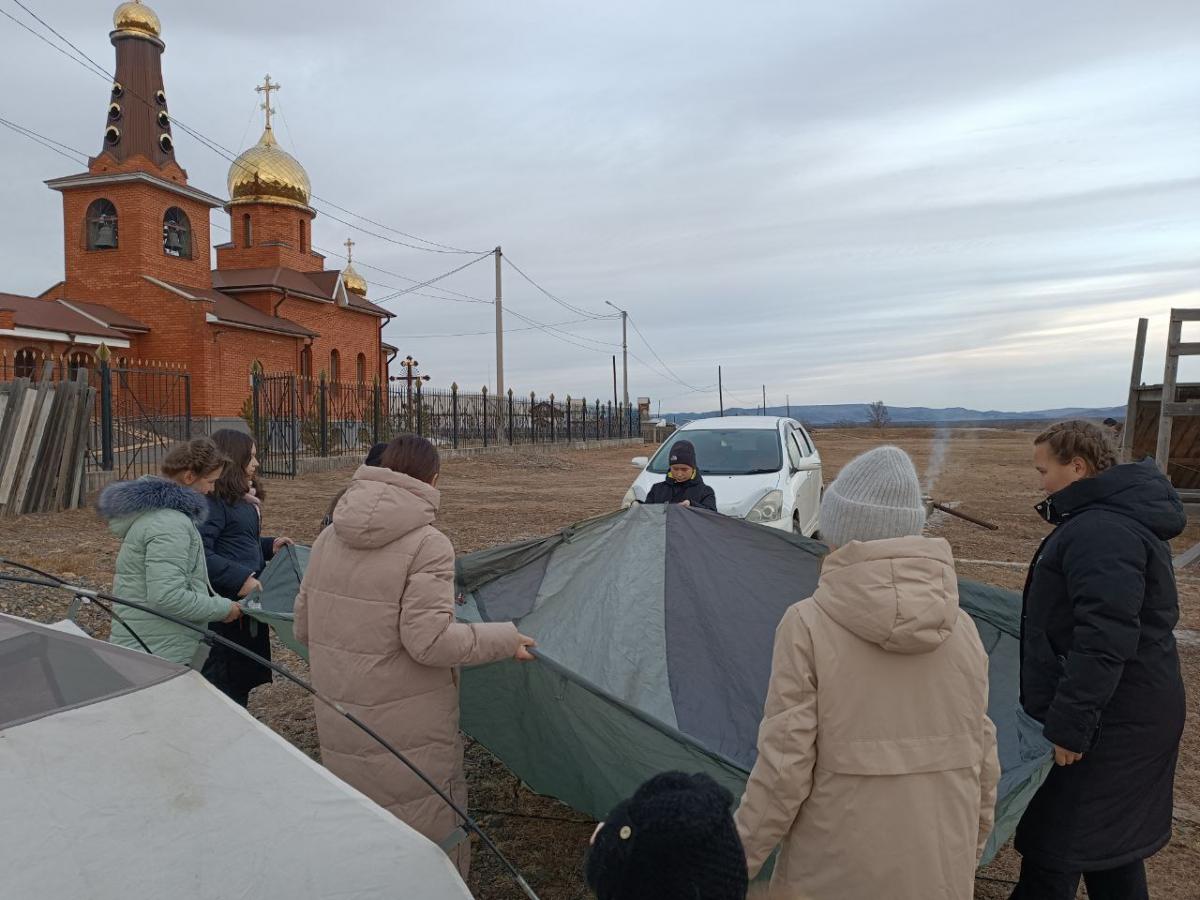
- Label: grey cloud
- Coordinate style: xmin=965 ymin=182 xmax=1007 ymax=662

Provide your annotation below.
xmin=0 ymin=0 xmax=1196 ymax=412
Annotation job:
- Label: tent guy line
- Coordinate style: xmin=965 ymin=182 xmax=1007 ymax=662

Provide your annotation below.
xmin=0 ymin=559 xmax=542 ymax=900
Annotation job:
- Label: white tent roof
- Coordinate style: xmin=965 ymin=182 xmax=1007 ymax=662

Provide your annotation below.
xmin=0 ymin=615 xmax=472 ymax=900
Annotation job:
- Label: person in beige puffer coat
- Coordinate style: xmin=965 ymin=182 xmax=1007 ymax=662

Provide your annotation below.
xmin=295 ymin=435 xmax=535 ymax=879
xmin=735 ymin=446 xmax=1000 ymax=899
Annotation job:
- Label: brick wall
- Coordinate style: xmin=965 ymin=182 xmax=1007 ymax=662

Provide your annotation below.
xmin=210 ymin=327 xmax=301 ymax=417
xmin=214 ymin=203 xmax=325 ymax=272
xmin=61 ymin=181 xmax=213 ymax=298
xmin=275 ymin=297 xmax=383 ymax=385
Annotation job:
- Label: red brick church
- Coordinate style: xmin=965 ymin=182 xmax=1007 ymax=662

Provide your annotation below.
xmin=0 ymin=0 xmax=393 ymax=425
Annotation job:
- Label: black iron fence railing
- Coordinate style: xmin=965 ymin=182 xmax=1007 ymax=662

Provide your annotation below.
xmin=252 ymin=372 xmax=641 ymax=477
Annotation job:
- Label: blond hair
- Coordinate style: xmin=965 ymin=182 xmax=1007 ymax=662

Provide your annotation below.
xmin=160 ymin=438 xmax=228 ymax=479
xmin=1034 ymin=420 xmax=1118 ymax=474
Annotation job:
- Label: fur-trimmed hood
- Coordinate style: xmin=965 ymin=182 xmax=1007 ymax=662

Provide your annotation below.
xmin=98 ymin=476 xmax=208 ymax=538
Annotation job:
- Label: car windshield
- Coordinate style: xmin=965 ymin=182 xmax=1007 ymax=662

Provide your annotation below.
xmin=648 ymin=429 xmax=782 ymax=476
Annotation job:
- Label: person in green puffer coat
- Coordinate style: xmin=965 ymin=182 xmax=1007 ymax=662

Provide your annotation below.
xmin=98 ymin=438 xmax=242 ymax=665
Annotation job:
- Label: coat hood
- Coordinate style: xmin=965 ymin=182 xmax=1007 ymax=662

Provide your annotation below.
xmin=97 ymin=476 xmax=208 ymax=538
xmin=1038 ymin=459 xmax=1186 ymax=540
xmin=813 ymin=536 xmax=959 ymax=654
xmin=331 ymin=465 xmax=440 ymax=550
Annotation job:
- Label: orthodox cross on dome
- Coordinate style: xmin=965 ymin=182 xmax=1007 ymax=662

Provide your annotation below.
xmin=256 ymin=74 xmax=281 ymax=130
xmin=344 ymin=237 xmax=355 ymax=262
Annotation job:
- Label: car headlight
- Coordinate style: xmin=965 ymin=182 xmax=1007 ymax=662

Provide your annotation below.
xmin=746 ymin=489 xmax=785 ymax=523
xmin=622 ymin=488 xmax=636 ymax=508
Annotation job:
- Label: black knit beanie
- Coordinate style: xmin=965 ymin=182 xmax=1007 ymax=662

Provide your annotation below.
xmin=585 ymin=772 xmax=748 ymax=900
xmin=668 ymin=440 xmax=698 ymax=471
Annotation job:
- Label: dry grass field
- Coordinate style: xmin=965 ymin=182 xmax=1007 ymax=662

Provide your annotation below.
xmin=1 ymin=427 xmax=1196 ymax=898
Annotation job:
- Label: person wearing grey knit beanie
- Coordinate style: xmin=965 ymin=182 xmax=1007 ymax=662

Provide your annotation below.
xmin=819 ymin=445 xmax=927 ymax=547
xmin=734 ymin=444 xmax=999 ymax=900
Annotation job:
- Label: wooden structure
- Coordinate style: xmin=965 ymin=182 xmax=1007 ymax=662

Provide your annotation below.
xmin=1125 ymin=311 xmax=1200 ymax=521
xmin=0 ymin=362 xmax=94 ymax=516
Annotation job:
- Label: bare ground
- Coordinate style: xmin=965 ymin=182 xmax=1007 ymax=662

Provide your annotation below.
xmin=0 ymin=428 xmax=1196 ymax=898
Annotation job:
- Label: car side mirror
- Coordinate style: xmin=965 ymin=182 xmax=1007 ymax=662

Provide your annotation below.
xmin=631 ymin=456 xmax=649 ymax=468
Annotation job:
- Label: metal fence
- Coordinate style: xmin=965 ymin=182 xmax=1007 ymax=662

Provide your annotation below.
xmin=252 ymin=372 xmax=641 ymax=478
xmin=1 ymin=352 xmax=192 ymax=480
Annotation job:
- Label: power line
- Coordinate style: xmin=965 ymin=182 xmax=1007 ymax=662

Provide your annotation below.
xmin=10 ymin=0 xmax=109 ymax=78
xmin=208 ymin=219 xmax=491 ymax=306
xmin=506 ymin=306 xmax=620 ymax=349
xmin=504 ymin=307 xmax=616 ymax=355
xmin=373 ymin=252 xmax=494 ymax=303
xmin=0 ymin=114 xmax=88 ymax=165
xmin=502 ymin=255 xmax=611 ymax=320
xmin=628 ymin=349 xmax=715 ymax=394
xmin=405 ymin=315 xmax=604 ymax=339
xmin=625 ymin=311 xmax=709 ymax=392
xmin=0 ymin=6 xmax=108 ymax=81
xmin=4 ymin=1 xmax=482 ymax=257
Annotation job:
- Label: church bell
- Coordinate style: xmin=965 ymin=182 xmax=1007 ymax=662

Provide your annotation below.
xmin=93 ymin=221 xmax=117 ymax=250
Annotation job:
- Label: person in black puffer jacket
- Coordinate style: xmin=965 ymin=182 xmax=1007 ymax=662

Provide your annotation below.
xmin=645 ymin=440 xmax=718 ymax=511
xmin=200 ymin=429 xmax=294 ymax=707
xmin=1011 ymin=420 xmax=1187 ymax=900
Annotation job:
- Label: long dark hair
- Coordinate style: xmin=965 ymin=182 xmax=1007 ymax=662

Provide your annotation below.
xmin=210 ymin=428 xmax=265 ymax=505
xmin=380 ymin=434 xmax=440 ymax=485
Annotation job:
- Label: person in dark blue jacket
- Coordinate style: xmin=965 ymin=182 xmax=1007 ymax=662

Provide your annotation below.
xmin=1011 ymin=420 xmax=1186 ymax=900
xmin=644 ymin=440 xmax=718 ymax=511
xmin=200 ymin=428 xmax=293 ymax=706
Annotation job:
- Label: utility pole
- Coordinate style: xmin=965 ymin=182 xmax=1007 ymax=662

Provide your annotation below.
xmin=718 ymin=366 xmax=724 ymax=417
xmin=612 ymin=356 xmax=619 ymax=410
xmin=762 ymin=385 xmax=767 ymax=415
xmin=494 ymin=246 xmax=504 ymax=401
xmin=786 ymin=394 xmax=791 ymax=418
xmin=605 ymin=301 xmax=629 ymax=408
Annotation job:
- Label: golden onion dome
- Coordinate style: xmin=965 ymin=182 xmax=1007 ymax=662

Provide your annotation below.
xmin=113 ymin=1 xmax=161 ymax=38
xmin=227 ymin=126 xmax=311 ymax=210
xmin=342 ymin=262 xmax=368 ymax=297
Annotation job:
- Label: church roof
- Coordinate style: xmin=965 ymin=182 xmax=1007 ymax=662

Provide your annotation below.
xmin=55 ymin=298 xmax=150 ymax=334
xmin=0 ymin=293 xmax=132 ymax=341
xmin=151 ymin=279 xmax=316 ymax=339
xmin=212 ymin=267 xmax=392 ymax=318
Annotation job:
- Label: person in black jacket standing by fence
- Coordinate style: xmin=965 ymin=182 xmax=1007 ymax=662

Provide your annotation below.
xmin=645 ymin=440 xmax=718 ymax=511
xmin=201 ymin=429 xmax=294 ymax=707
xmin=1011 ymin=420 xmax=1186 ymax=900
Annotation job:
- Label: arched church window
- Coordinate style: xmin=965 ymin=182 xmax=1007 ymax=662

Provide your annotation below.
xmin=299 ymin=219 xmax=308 ymax=254
xmin=356 ymin=353 xmax=366 ymax=384
xmin=300 ymin=344 xmax=312 ymax=382
xmin=163 ymin=207 xmax=192 ymax=258
xmin=242 ymin=213 xmax=252 ymax=248
xmin=86 ymin=199 xmax=118 ymax=250
xmin=330 ymin=349 xmax=341 ymax=382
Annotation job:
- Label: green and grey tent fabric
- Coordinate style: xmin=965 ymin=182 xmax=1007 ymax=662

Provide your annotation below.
xmin=246 ymin=505 xmax=1053 ymax=866
xmin=246 ymin=541 xmax=310 ymax=657
xmin=0 ymin=613 xmax=473 ymax=900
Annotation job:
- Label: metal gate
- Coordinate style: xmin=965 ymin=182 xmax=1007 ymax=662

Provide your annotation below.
xmin=93 ymin=361 xmax=192 ymax=479
xmin=251 ymin=372 xmax=298 ymax=478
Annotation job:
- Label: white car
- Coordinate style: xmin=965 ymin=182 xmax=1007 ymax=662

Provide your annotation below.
xmin=622 ymin=416 xmax=823 ymax=535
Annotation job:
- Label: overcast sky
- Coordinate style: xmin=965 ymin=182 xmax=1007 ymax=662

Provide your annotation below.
xmin=1 ymin=0 xmax=1197 ymax=413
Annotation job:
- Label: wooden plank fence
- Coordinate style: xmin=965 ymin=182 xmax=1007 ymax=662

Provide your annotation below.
xmin=0 ymin=362 xmax=94 ymax=516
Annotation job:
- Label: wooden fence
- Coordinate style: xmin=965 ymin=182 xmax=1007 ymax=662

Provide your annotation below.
xmin=0 ymin=363 xmax=94 ymax=516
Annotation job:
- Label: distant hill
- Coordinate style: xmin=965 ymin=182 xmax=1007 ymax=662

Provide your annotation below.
xmin=661 ymin=404 xmax=1126 ymax=426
